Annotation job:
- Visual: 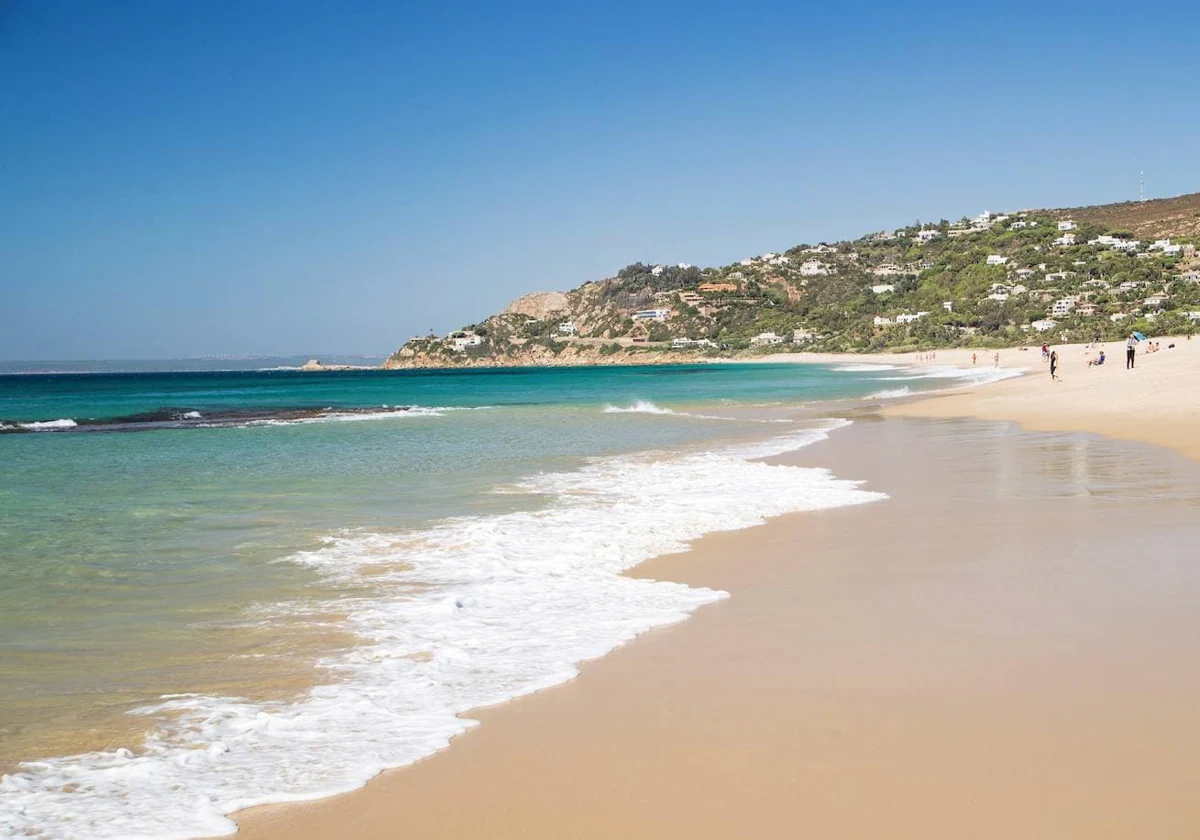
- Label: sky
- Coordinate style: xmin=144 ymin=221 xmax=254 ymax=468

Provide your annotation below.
xmin=2 ymin=0 xmax=1199 ymax=360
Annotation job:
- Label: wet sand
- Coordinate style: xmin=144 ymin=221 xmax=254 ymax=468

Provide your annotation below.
xmin=235 ymin=416 xmax=1200 ymax=839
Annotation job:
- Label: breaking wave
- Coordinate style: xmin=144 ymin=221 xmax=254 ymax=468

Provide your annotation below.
xmin=0 ymin=420 xmax=883 ymax=838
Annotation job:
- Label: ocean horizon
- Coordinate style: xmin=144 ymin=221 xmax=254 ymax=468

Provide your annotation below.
xmin=0 ymin=356 xmax=390 ymax=377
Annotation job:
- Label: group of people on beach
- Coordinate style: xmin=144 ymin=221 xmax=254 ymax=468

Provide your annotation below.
xmin=1041 ymin=332 xmax=1168 ymax=380
xmin=968 ymin=352 xmax=1002 ymax=367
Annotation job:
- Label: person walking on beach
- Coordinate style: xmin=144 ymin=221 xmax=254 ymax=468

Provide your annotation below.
xmin=1049 ymin=349 xmax=1058 ymax=381
xmin=972 ymin=352 xmax=977 ymax=365
xmin=1126 ymin=333 xmax=1137 ymax=369
xmin=993 ymin=352 xmax=1000 ymax=368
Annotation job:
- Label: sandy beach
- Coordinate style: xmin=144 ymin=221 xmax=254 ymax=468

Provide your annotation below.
xmin=759 ymin=335 xmax=1200 ymax=461
xmin=233 ymin=338 xmax=1200 ymax=840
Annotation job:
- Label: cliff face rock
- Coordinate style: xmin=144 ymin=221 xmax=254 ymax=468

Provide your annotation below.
xmin=503 ymin=291 xmax=570 ymax=320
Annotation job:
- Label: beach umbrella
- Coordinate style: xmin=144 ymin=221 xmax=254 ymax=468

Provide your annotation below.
xmin=1132 ymin=331 xmax=1146 ymax=341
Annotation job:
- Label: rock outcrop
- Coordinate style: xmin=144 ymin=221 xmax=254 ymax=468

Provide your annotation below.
xmin=503 ymin=291 xmax=570 ymax=320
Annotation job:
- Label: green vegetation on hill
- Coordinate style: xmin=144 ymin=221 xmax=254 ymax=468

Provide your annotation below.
xmin=386 ymin=201 xmax=1200 ymax=367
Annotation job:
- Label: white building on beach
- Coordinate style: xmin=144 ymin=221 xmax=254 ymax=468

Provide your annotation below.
xmin=750 ymin=332 xmax=784 ymax=346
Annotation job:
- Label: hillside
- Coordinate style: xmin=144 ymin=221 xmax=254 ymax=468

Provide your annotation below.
xmin=384 ymin=193 xmax=1200 ymax=368
xmin=1050 ymin=191 xmax=1200 ymax=241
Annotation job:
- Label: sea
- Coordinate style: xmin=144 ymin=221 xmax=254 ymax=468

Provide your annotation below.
xmin=0 ymin=361 xmax=1018 ymax=838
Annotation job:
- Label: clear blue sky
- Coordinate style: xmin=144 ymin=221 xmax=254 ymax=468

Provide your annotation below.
xmin=2 ymin=0 xmax=1198 ymax=359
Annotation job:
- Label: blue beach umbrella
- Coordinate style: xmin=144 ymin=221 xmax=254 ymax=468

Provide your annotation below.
xmin=1132 ymin=331 xmax=1146 ymax=341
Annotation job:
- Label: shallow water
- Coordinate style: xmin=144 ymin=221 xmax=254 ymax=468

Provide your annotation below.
xmin=0 ymin=362 xmax=1014 ymax=837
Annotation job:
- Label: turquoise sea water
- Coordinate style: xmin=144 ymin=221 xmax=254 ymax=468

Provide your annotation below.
xmin=0 ymin=362 xmax=1010 ymax=837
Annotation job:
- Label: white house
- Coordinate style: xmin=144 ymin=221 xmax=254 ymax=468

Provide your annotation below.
xmin=632 ymin=309 xmax=670 ymax=322
xmin=873 ymin=316 xmax=894 ymax=326
xmin=1058 ymin=220 xmax=1077 ymax=231
xmin=558 ymin=321 xmax=578 ymax=336
xmin=942 ymin=301 xmax=954 ymax=312
xmin=650 ymin=265 xmax=665 ymax=276
xmin=871 ymin=283 xmax=896 ymax=294
xmin=792 ymin=328 xmax=816 ymax=343
xmin=986 ymin=255 xmax=1009 ymax=266
xmin=449 ymin=332 xmax=483 ymax=350
xmin=971 ymin=211 xmax=996 ymax=230
xmin=1053 ymin=233 xmax=1077 ymax=246
xmin=1185 ymin=311 xmax=1200 ymax=322
xmin=1010 ymin=220 xmax=1030 ymax=230
xmin=1076 ymin=303 xmax=1100 ymax=316
xmin=895 ymin=311 xmax=929 ymax=324
xmin=1110 ymin=313 xmax=1129 ymax=322
xmin=987 ymin=292 xmax=1010 ymax=302
xmin=1031 ymin=319 xmax=1058 ymax=332
xmin=671 ymin=337 xmax=715 ymax=349
xmin=915 ymin=229 xmax=942 ymax=243
xmin=799 ymin=259 xmax=830 ymax=276
xmin=1090 ymin=235 xmax=1141 ymax=251
xmin=1051 ymin=298 xmax=1077 ymax=317
xmin=1118 ymin=280 xmax=1146 ymax=291
xmin=1178 ymin=270 xmax=1200 ymax=283
xmin=1144 ymin=293 xmax=1170 ymax=307
xmin=1147 ymin=239 xmax=1182 ymax=255
xmin=750 ymin=331 xmax=784 ymax=346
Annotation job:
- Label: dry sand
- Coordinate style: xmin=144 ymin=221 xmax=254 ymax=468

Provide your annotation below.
xmin=759 ymin=335 xmax=1200 ymax=462
xmin=235 ymin=406 xmax=1200 ymax=838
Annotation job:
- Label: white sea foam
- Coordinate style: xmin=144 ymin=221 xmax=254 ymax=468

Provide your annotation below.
xmin=875 ymin=364 xmax=1025 ymax=385
xmin=0 ymin=420 xmax=883 ymax=839
xmin=865 ymin=387 xmax=912 ymax=400
xmin=213 ymin=406 xmax=459 ymax=429
xmin=602 ymin=400 xmax=679 ymax=415
xmin=600 ymin=400 xmax=788 ymax=423
xmin=179 ymin=411 xmax=202 ymax=420
xmin=833 ymin=363 xmax=899 ymax=372
xmin=18 ymin=418 xmax=78 ymax=430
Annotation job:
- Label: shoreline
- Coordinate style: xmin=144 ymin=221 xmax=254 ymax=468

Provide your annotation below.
xmin=10 ymin=346 xmax=1196 ymax=837
xmin=233 ymin=338 xmax=1200 ymax=837
xmin=231 ymin=333 xmax=1200 ymax=835
xmin=234 ymin=412 xmax=1200 ymax=839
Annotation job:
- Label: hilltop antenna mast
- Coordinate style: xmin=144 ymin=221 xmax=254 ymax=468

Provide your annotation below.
xmin=1140 ymin=171 xmax=1145 ymax=202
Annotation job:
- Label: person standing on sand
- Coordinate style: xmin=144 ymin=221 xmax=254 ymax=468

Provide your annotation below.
xmin=972 ymin=352 xmax=977 ymax=365
xmin=1126 ymin=333 xmax=1137 ymax=369
xmin=994 ymin=352 xmax=1000 ymax=368
xmin=1050 ymin=350 xmax=1058 ymax=381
